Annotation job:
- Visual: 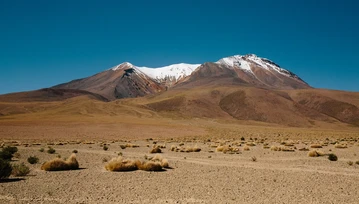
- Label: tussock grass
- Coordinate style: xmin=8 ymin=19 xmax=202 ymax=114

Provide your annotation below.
xmin=216 ymin=145 xmax=226 ymax=152
xmin=170 ymin=145 xmax=177 ymax=151
xmin=126 ymin=143 xmax=140 ymax=148
xmin=150 ymin=154 xmax=170 ymax=168
xmin=41 ymin=153 xmax=79 ymax=171
xmin=310 ymin=144 xmax=323 ymax=148
xmin=243 ymin=146 xmax=250 ymax=151
xmin=270 ymin=146 xmax=280 ymax=151
xmin=150 ymin=146 xmax=162 ymax=153
xmin=105 ymin=157 xmax=139 ymax=172
xmin=105 ymin=155 xmax=169 ymax=172
xmin=270 ymin=145 xmax=295 ymax=152
xmin=334 ymin=143 xmax=348 ymax=148
xmin=298 ymin=147 xmax=309 ymax=151
xmin=138 ymin=161 xmax=163 ymax=171
xmin=246 ymin=142 xmax=256 ymax=147
xmin=308 ymin=150 xmax=325 ymax=157
xmin=222 ymin=146 xmax=240 ymax=154
xmin=184 ymin=145 xmax=201 ymax=152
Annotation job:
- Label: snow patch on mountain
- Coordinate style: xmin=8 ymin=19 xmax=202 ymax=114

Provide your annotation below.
xmin=216 ymin=55 xmax=253 ymax=73
xmin=111 ymin=62 xmax=200 ymax=82
xmin=137 ymin=63 xmax=201 ymax=82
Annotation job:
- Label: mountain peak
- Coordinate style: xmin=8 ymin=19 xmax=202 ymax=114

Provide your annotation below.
xmin=111 ymin=62 xmax=134 ymax=71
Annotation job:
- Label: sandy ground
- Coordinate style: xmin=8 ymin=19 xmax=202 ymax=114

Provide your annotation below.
xmin=1 ymin=139 xmax=359 ymax=204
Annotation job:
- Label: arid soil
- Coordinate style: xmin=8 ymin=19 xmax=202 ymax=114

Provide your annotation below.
xmin=1 ymin=134 xmax=359 ymax=204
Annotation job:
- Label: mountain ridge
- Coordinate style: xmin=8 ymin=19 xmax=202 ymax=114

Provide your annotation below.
xmin=53 ymin=54 xmax=311 ymax=100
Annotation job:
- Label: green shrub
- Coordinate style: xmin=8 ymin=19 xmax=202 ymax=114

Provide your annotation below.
xmin=27 ymin=156 xmax=39 ymax=164
xmin=39 ymin=148 xmax=45 ymax=152
xmin=0 ymin=159 xmax=12 ymax=179
xmin=3 ymin=146 xmax=18 ymax=154
xmin=0 ymin=146 xmax=18 ymax=161
xmin=47 ymin=147 xmax=56 ymax=154
xmin=328 ymin=153 xmax=338 ymax=161
xmin=11 ymin=163 xmax=30 ymax=176
xmin=103 ymin=145 xmax=108 ymax=151
xmin=72 ymin=150 xmax=78 ymax=153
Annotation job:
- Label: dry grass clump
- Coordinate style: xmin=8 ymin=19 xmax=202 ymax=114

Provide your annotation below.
xmin=171 ymin=145 xmax=201 ymax=153
xmin=280 ymin=146 xmax=295 ymax=152
xmin=184 ymin=145 xmax=201 ymax=152
xmin=310 ymin=144 xmax=323 ymax=148
xmin=246 ymin=142 xmax=256 ymax=147
xmin=216 ymin=145 xmax=226 ymax=152
xmin=157 ymin=144 xmax=166 ymax=149
xmin=105 ymin=155 xmax=169 ymax=172
xmin=334 ymin=143 xmax=348 ymax=148
xmin=138 ymin=161 xmax=163 ymax=171
xmin=298 ymin=147 xmax=309 ymax=151
xmin=243 ymin=146 xmax=250 ymax=151
xmin=270 ymin=145 xmax=295 ymax=152
xmin=270 ymin=146 xmax=280 ymax=151
xmin=150 ymin=154 xmax=169 ymax=168
xmin=41 ymin=153 xmax=79 ymax=171
xmin=126 ymin=143 xmax=140 ymax=148
xmin=105 ymin=157 xmax=139 ymax=172
xmin=150 ymin=146 xmax=162 ymax=153
xmin=170 ymin=145 xmax=177 ymax=151
xmin=222 ymin=146 xmax=240 ymax=154
xmin=282 ymin=140 xmax=295 ymax=146
xmin=308 ymin=150 xmax=325 ymax=157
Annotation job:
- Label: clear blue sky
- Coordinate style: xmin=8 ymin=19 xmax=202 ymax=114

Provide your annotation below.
xmin=0 ymin=0 xmax=358 ymax=94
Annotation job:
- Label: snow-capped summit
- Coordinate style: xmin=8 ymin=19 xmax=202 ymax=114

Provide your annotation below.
xmin=111 ymin=62 xmax=134 ymax=71
xmin=216 ymin=54 xmax=303 ymax=80
xmin=111 ymin=62 xmax=201 ymax=84
xmin=137 ymin=63 xmax=201 ymax=83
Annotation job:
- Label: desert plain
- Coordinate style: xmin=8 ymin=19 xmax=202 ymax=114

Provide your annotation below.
xmin=1 ymin=116 xmax=359 ymax=204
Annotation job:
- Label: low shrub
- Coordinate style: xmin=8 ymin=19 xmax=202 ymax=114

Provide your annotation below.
xmin=47 ymin=147 xmax=56 ymax=154
xmin=0 ymin=146 xmax=18 ymax=161
xmin=328 ymin=153 xmax=338 ymax=161
xmin=0 ymin=159 xmax=12 ymax=179
xmin=39 ymin=148 xmax=45 ymax=152
xmin=103 ymin=145 xmax=109 ymax=151
xmin=72 ymin=150 xmax=78 ymax=153
xmin=11 ymin=163 xmax=30 ymax=176
xmin=27 ymin=156 xmax=39 ymax=164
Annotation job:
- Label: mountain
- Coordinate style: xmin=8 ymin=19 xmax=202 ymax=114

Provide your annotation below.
xmin=1 ymin=52 xmax=359 ymax=128
xmin=177 ymin=54 xmax=309 ymax=89
xmin=53 ymin=62 xmax=165 ymax=100
xmin=53 ymin=54 xmax=310 ymax=100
